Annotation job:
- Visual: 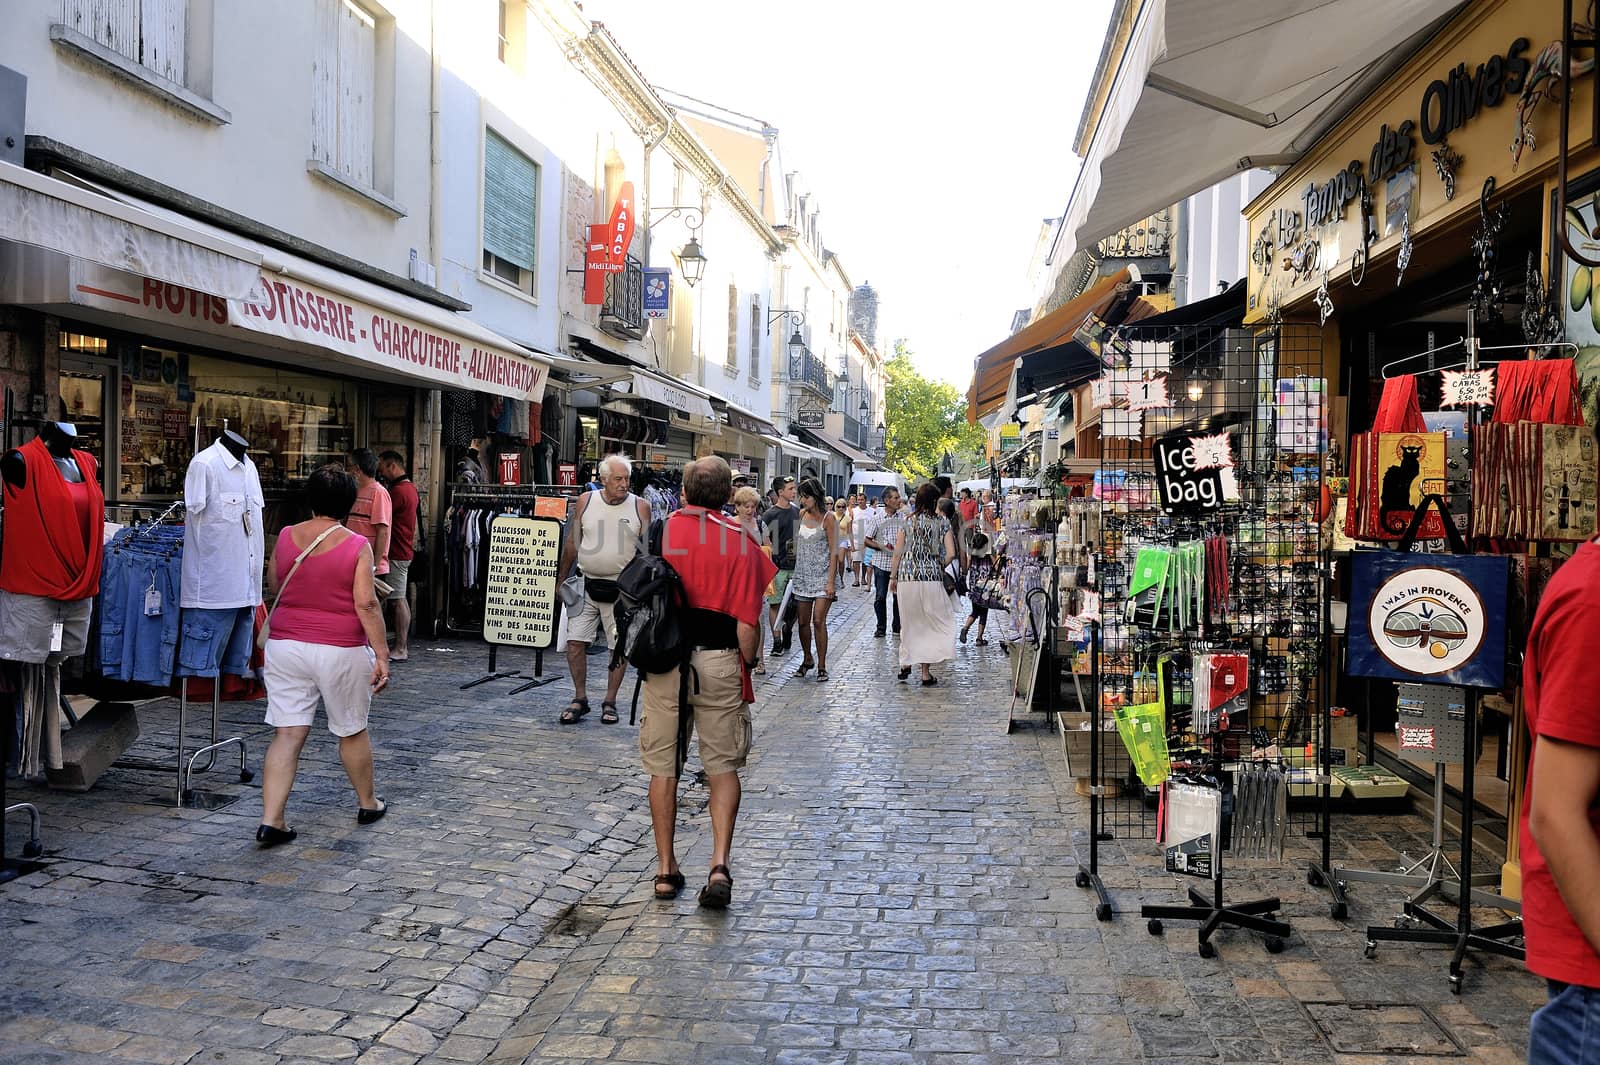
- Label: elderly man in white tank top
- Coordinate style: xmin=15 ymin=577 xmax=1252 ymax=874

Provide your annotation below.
xmin=556 ymin=453 xmax=652 ymax=725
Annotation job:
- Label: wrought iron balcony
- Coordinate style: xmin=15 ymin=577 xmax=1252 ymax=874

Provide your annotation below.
xmin=600 ymin=255 xmax=646 ymax=340
xmin=787 ymin=348 xmax=831 ymax=399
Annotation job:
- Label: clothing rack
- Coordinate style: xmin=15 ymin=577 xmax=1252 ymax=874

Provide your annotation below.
xmin=2 ymin=696 xmax=46 ymax=884
xmin=99 ymin=500 xmax=253 ymax=807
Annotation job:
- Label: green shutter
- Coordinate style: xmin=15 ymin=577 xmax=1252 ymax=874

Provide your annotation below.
xmin=483 ymin=130 xmax=538 ymax=272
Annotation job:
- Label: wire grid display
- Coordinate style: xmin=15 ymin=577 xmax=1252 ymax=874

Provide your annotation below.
xmin=1092 ymin=323 xmax=1329 ymax=848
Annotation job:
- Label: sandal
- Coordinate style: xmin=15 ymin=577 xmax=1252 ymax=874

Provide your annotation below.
xmin=559 ymin=698 xmax=590 ymax=724
xmin=600 ymin=701 xmax=620 ymax=725
xmin=653 ymin=870 xmax=685 ymax=900
xmin=796 ymin=660 xmax=814 ymax=677
xmin=922 ymin=676 xmax=938 ymax=686
xmin=816 ymin=669 xmax=829 ymax=682
xmin=959 ymin=627 xmax=969 ymax=644
xmin=698 ymin=865 xmax=734 ymax=910
xmin=975 ymin=638 xmax=990 ymax=646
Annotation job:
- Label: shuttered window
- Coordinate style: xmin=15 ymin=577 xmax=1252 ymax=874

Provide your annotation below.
xmin=726 ymin=283 xmax=739 ymax=368
xmin=749 ymin=296 xmax=762 ymax=380
xmin=311 ymin=0 xmax=376 ymax=188
xmin=483 ymin=129 xmax=538 ymax=274
xmin=62 ymin=0 xmax=187 ymax=84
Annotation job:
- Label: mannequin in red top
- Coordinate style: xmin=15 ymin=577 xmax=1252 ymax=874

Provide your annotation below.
xmin=0 ymin=420 xmax=105 ymax=776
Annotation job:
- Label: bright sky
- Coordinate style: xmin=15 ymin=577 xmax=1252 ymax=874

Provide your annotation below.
xmin=585 ymin=0 xmax=1117 ymax=388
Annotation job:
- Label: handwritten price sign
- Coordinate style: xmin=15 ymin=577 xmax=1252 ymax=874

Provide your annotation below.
xmin=1127 ymin=374 xmax=1171 ymax=412
xmin=1440 ymin=367 xmax=1495 ymax=408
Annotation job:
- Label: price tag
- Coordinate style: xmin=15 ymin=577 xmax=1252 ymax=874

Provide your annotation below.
xmin=1090 ymin=376 xmax=1111 ymax=409
xmin=50 ymin=623 xmax=63 ymax=653
xmin=1440 ymin=367 xmax=1495 ymax=407
xmin=1188 ymin=432 xmax=1236 ymax=471
xmin=144 ymin=581 xmax=163 ymax=617
xmin=1127 ymin=375 xmax=1171 ymax=412
xmin=1103 ymin=408 xmax=1142 ymax=440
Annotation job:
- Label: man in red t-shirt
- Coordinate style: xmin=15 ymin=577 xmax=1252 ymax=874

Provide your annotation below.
xmin=641 ymin=456 xmax=776 ymax=911
xmin=957 ymin=487 xmax=979 ymax=526
xmin=1523 ymin=534 xmax=1600 ymax=1062
xmin=379 ymin=451 xmax=419 ymax=662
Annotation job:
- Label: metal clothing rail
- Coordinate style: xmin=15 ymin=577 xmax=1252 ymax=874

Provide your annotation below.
xmin=100 ymin=500 xmax=253 ymax=807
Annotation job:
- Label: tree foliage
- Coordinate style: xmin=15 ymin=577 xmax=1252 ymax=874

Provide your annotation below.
xmin=883 ymin=341 xmax=986 ymax=482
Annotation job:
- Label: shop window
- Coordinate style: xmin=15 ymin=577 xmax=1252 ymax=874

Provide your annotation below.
xmin=311 ymin=0 xmax=380 ymax=191
xmin=483 ymin=128 xmax=538 ymax=295
xmin=119 ymin=347 xmax=357 ymax=499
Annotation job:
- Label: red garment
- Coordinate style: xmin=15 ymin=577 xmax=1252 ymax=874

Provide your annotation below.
xmin=388 ymin=478 xmax=419 ymax=561
xmin=268 ymin=527 xmax=369 ymax=647
xmin=661 ymin=506 xmax=778 ymax=703
xmin=958 ymin=498 xmax=979 ymax=524
xmin=0 ymin=438 xmax=104 ymax=600
xmin=1521 ymin=541 xmax=1600 ymax=987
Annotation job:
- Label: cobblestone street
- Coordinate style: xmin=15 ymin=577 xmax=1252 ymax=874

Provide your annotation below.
xmin=2 ymin=589 xmax=1542 ymax=1064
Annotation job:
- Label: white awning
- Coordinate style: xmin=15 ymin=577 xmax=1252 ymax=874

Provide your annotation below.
xmin=13 ymin=179 xmax=553 ymax=401
xmin=621 ymin=370 xmax=716 ymax=420
xmin=1059 ymin=0 xmax=1460 ymax=258
xmin=0 ymin=161 xmax=264 ymax=299
xmin=762 ymin=433 xmax=827 ymax=462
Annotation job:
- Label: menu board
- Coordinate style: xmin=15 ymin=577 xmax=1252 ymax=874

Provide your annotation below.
xmin=482 ymin=516 xmax=562 ymax=650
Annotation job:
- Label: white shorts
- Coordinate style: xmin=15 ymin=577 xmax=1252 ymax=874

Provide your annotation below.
xmin=263 ymin=639 xmax=376 ymax=737
xmin=567 ymin=597 xmax=618 ymax=646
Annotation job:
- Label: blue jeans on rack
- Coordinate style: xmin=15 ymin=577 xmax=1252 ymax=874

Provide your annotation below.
xmin=99 ymin=528 xmax=185 ymax=684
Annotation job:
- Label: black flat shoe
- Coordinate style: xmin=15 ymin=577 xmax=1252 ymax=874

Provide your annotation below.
xmin=898 ymin=667 xmax=912 ymax=681
xmin=922 ymin=676 xmax=938 ymax=686
xmin=356 ymin=799 xmax=388 ymax=825
xmin=256 ymin=824 xmax=297 ymax=848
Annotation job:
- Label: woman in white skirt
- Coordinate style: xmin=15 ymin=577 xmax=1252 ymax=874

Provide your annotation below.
xmin=888 ymin=482 xmax=958 ymax=686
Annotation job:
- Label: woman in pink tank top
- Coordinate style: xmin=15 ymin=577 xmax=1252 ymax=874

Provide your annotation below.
xmin=256 ymin=466 xmax=390 ymax=848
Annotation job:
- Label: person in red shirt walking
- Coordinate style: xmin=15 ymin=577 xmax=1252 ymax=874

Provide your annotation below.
xmin=378 ymin=451 xmax=419 ymax=663
xmin=1524 ymin=527 xmax=1600 ymax=1063
xmin=643 ymin=456 xmax=776 ymax=910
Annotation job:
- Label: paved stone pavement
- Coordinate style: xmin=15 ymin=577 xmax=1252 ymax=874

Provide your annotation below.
xmin=1 ymin=584 xmax=1540 ymax=1064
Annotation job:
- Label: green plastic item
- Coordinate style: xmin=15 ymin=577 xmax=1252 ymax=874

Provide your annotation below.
xmin=1113 ymin=660 xmax=1171 ymax=786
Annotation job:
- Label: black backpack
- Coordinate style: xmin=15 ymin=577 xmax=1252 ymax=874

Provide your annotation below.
xmin=612 ymin=551 xmax=688 ymax=675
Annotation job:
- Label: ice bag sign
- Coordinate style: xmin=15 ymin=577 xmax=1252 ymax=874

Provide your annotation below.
xmin=482 ymin=516 xmax=563 ymax=650
xmin=1155 ymin=431 xmax=1232 ymax=515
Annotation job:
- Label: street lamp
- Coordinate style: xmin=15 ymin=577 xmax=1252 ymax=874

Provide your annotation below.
xmin=648 ymin=205 xmax=708 ymax=289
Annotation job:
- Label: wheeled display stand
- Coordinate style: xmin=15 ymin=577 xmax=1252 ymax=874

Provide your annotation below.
xmin=1072 ymin=622 xmax=1114 ymax=921
xmin=1361 ymin=689 xmax=1524 ymax=995
xmin=1144 ymin=872 xmax=1292 ymax=958
xmin=2 ymin=699 xmax=45 ymax=884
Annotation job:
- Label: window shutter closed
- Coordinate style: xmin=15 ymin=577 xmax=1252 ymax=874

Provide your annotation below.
xmin=483 ymin=131 xmax=538 ymax=273
xmin=139 ymin=0 xmax=186 ymax=84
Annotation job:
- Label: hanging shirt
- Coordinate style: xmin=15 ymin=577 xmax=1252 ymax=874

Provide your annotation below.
xmin=181 ymin=440 xmax=266 ymax=609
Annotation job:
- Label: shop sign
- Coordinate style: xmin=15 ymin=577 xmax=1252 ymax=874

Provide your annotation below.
xmin=627 ymin=371 xmax=715 ymax=419
xmin=557 ymin=462 xmax=577 ymax=486
xmin=161 ymin=408 xmax=186 ymax=440
xmin=499 ymin=452 xmax=521 ymax=485
xmin=1347 ymin=553 xmax=1509 ymax=689
xmin=998 ymin=422 xmax=1022 ymax=452
xmin=69 ymin=263 xmax=549 ymax=401
xmin=1440 ymin=367 xmax=1495 ymax=407
xmin=643 ymin=267 xmax=670 ymax=318
xmin=583 ymin=225 xmax=611 ymax=305
xmin=796 ymin=408 xmax=825 ymax=429
xmin=606 ymin=182 xmax=637 ymax=265
xmin=1154 ymin=430 xmax=1237 ymax=515
xmin=732 ymin=458 xmax=752 ymax=476
xmin=481 ymin=516 xmax=562 ymax=651
xmin=1302 ymin=161 xmax=1365 ymax=229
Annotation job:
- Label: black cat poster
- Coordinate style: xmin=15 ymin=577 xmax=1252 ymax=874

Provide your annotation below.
xmin=1375 ymin=431 xmax=1447 ymax=539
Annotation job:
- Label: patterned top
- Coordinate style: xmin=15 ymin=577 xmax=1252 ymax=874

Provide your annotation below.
xmin=868 ymin=510 xmax=907 ymax=572
xmin=896 ymin=514 xmax=950 ymax=582
xmin=792 ymin=518 xmax=832 ymax=598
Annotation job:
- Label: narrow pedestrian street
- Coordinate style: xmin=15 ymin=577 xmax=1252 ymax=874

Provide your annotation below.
xmin=0 ymin=588 xmax=1543 ymax=1065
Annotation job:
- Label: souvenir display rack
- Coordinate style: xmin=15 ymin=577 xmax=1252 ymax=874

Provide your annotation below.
xmin=1073 ymin=322 xmax=1341 ymax=952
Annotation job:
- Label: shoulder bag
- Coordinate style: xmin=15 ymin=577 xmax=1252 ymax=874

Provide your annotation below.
xmin=257 ymin=525 xmax=342 ymax=650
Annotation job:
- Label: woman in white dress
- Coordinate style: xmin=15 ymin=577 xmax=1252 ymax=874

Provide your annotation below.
xmin=790 ymin=478 xmax=839 ymax=681
xmin=889 ymin=482 xmax=958 ymax=685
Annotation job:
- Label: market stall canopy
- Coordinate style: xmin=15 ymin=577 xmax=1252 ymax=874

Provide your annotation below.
xmin=0 ymin=161 xmax=264 ymax=299
xmin=798 ymin=425 xmax=874 ymax=466
xmin=1127 ymin=279 xmax=1246 ymax=330
xmin=1056 ymin=0 xmax=1460 ymax=261
xmin=967 ymin=267 xmax=1134 ymax=424
xmin=618 ymin=370 xmax=716 ymax=420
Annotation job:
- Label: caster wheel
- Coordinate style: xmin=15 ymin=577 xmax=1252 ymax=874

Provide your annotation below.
xmin=1198 ymin=941 xmax=1217 ymax=959
xmin=21 ymin=841 xmax=42 ymax=858
xmin=1394 ymin=916 xmax=1414 ymax=930
xmin=1331 ymin=902 xmax=1348 ymax=921
xmin=1264 ymin=936 xmax=1286 ymax=954
xmin=1364 ymin=941 xmax=1377 ymax=960
xmin=180 ymin=790 xmax=195 ymax=806
xmin=240 ymin=769 xmax=255 ymax=784
xmin=1095 ymin=903 xmax=1112 ymax=922
xmin=1449 ymin=974 xmax=1463 ymax=996
xmin=1075 ymin=870 xmax=1091 ymax=889
xmin=1147 ymin=919 xmax=1164 ymax=936
xmin=1306 ymin=869 xmax=1321 ymax=887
